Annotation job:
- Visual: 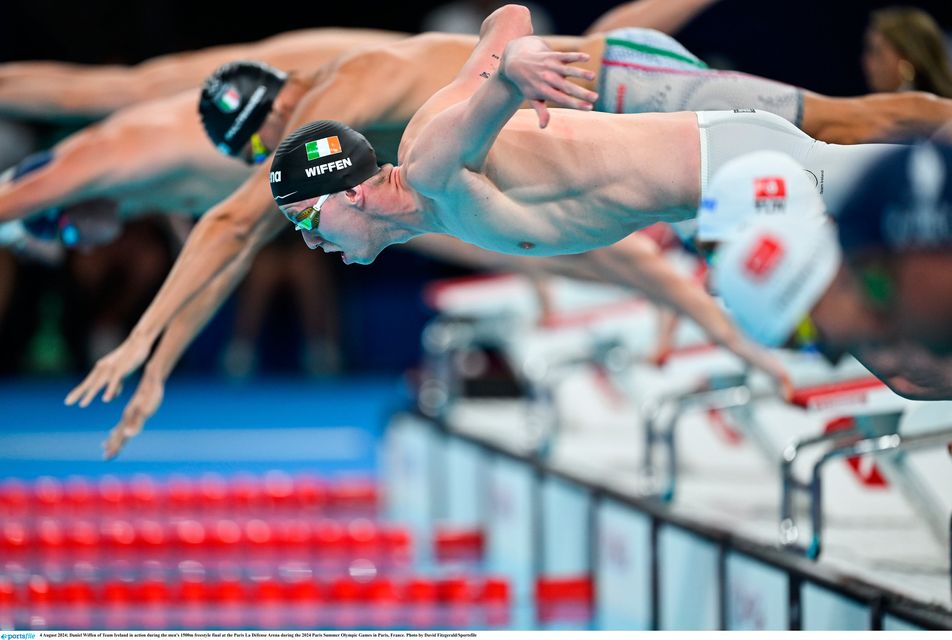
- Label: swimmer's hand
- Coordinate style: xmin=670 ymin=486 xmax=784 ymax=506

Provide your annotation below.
xmin=726 ymin=337 xmax=793 ymax=401
xmin=65 ymin=334 xmax=153 ymax=407
xmin=102 ymin=369 xmax=164 ymax=460
xmin=754 ymin=352 xmax=794 ymax=401
xmin=501 ymin=36 xmax=598 ymax=129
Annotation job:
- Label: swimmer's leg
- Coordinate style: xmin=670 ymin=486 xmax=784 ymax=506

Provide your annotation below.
xmin=599 ymin=29 xmax=803 ymax=125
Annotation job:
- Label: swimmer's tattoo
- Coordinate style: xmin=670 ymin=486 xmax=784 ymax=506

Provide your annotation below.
xmin=479 ymin=53 xmax=503 ymax=80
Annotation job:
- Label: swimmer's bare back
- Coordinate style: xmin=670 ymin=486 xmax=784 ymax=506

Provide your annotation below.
xmin=408 ymin=108 xmax=702 ymax=256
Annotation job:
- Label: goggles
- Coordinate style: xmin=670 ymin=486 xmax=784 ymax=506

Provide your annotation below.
xmin=249 ymin=132 xmax=270 ymax=165
xmin=283 ymin=194 xmax=330 ymax=232
xmin=791 ymin=315 xmax=820 ymax=351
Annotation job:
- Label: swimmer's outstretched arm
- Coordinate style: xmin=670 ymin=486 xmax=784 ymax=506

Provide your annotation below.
xmin=0 ymin=126 xmax=116 ymax=221
xmin=65 ymin=168 xmax=283 ymax=407
xmin=566 ymin=236 xmax=791 ymax=391
xmin=402 ymin=9 xmax=596 ymax=185
xmin=405 ymin=233 xmax=790 ymax=390
xmin=802 ymin=91 xmax=952 ymax=145
xmin=65 ymin=48 xmax=425 ymax=408
xmin=0 ymin=30 xmax=403 ymax=122
xmin=0 ymin=91 xmax=201 ymax=223
xmin=0 ymin=62 xmax=153 ymax=122
xmin=99 ymin=251 xmax=258 ymax=459
xmin=0 ymin=44 xmax=259 ymax=122
xmin=584 ymin=0 xmax=721 ymax=36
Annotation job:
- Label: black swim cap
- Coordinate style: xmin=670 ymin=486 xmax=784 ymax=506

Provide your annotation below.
xmin=6 ymin=151 xmax=67 ymax=243
xmin=269 ymin=120 xmax=379 ymax=205
xmin=199 ymin=61 xmax=287 ymax=156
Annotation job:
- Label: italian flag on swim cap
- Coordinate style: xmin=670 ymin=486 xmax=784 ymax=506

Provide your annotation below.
xmin=215 ymin=86 xmax=241 ymax=113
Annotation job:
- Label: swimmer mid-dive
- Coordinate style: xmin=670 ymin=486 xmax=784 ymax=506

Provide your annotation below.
xmin=68 ymin=22 xmax=824 ymax=454
xmin=267 ymin=7 xmax=903 ymax=264
xmin=64 ymin=5 xmax=952 ymax=456
xmin=7 ymin=14 xmax=951 ymax=248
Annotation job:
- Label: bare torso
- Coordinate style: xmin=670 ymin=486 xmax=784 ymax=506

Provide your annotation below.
xmin=407 ymin=109 xmax=701 ymax=256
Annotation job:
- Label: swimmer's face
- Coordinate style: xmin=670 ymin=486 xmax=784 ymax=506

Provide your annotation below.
xmin=239 ymin=77 xmax=308 ymax=165
xmin=808 ymin=261 xmax=894 ymax=356
xmin=280 ymin=191 xmax=388 ymax=266
xmin=780 ymin=313 xmax=846 ymax=365
xmin=238 ymin=134 xmax=270 ymax=166
xmin=862 ymin=27 xmax=906 ymax=92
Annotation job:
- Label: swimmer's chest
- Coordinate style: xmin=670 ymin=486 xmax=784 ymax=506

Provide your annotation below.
xmin=439 ymin=170 xmax=635 ymax=256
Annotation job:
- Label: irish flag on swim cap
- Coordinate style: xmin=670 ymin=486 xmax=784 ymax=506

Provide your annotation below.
xmin=270 ymin=120 xmax=379 ymax=206
xmin=305 ymin=136 xmax=342 ymax=161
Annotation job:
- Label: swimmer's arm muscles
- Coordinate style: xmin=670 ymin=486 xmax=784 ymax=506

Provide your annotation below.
xmin=144 ymin=246 xmax=256 ymax=383
xmin=128 ymin=168 xmax=283 ymax=345
xmin=548 ymin=237 xmax=788 ymax=380
xmin=414 ymin=72 xmax=524 ymax=185
xmin=584 ymin=0 xmax=720 ymax=36
xmin=401 ymin=5 xmax=531 ymax=164
xmin=407 ymin=233 xmax=786 ymax=381
xmin=0 ymin=127 xmax=117 ymax=221
xmin=0 ymin=61 xmax=141 ymax=120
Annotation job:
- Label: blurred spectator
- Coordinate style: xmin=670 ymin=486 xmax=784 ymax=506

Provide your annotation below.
xmin=0 ymin=119 xmax=36 ymax=171
xmin=63 ymin=215 xmax=174 ymax=367
xmin=863 ymin=6 xmax=952 ymax=97
xmin=221 ymin=232 xmax=342 ymax=378
xmin=0 ymin=250 xmax=15 ymax=343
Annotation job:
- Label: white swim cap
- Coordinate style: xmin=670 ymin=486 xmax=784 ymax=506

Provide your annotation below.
xmin=697 ymin=151 xmax=825 ymax=242
xmin=713 ymin=215 xmax=840 ymax=347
